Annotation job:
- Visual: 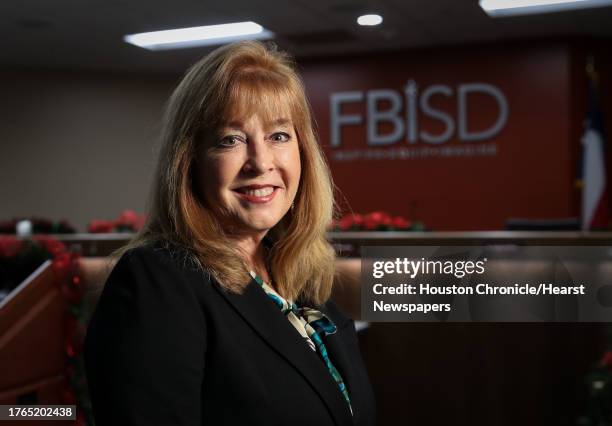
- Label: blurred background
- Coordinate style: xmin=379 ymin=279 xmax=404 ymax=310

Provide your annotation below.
xmin=1 ymin=0 xmax=612 ymax=425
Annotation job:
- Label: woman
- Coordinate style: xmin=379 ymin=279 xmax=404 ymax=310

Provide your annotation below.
xmin=84 ymin=41 xmax=376 ymax=426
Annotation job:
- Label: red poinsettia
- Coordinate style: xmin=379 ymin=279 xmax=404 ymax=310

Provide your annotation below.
xmin=364 ymin=211 xmax=391 ymax=229
xmin=332 ymin=211 xmax=421 ymax=232
xmin=88 ymin=210 xmax=146 ymax=233
xmin=115 ymin=209 xmax=146 ymax=231
xmin=88 ymin=219 xmax=115 ymax=233
xmin=34 ymin=235 xmax=67 ymax=257
xmin=0 ymin=236 xmax=23 ymax=257
xmin=392 ymin=216 xmax=412 ymax=229
xmin=337 ymin=214 xmax=363 ymax=231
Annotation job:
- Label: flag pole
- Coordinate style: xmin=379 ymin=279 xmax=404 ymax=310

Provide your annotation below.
xmin=580 ymin=51 xmax=609 ymax=231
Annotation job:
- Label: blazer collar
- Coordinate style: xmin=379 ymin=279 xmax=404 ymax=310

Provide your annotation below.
xmin=213 ymin=278 xmax=354 ymax=426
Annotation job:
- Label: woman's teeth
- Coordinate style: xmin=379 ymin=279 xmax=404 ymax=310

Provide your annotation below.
xmin=242 ymin=187 xmax=274 ymax=197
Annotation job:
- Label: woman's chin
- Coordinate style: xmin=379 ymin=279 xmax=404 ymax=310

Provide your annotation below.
xmin=235 ymin=216 xmax=281 ymax=235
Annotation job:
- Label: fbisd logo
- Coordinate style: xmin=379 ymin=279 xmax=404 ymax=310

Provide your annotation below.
xmin=330 ymin=80 xmax=509 ymax=147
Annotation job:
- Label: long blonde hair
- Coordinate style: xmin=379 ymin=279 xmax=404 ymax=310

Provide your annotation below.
xmin=126 ymin=41 xmax=336 ymax=305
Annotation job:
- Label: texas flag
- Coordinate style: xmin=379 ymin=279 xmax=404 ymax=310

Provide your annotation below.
xmin=581 ymin=78 xmax=609 ymax=230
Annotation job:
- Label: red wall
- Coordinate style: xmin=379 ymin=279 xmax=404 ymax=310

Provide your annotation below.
xmin=301 ymin=42 xmax=577 ymax=230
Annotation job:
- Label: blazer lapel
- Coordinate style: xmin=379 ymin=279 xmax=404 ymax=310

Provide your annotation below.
xmin=314 ymin=313 xmax=363 ymax=426
xmin=213 ymin=278 xmax=354 ymax=426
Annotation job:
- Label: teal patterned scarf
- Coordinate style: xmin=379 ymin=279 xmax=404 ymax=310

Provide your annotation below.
xmin=249 ymin=271 xmax=353 ymax=416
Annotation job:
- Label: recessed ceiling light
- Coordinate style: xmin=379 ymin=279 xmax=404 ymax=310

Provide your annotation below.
xmin=480 ymin=0 xmax=612 ymax=17
xmin=357 ymin=14 xmax=383 ymax=26
xmin=124 ymin=21 xmax=274 ymax=51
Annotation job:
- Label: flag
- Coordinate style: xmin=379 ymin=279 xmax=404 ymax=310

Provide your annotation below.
xmin=581 ymin=77 xmax=609 ymax=230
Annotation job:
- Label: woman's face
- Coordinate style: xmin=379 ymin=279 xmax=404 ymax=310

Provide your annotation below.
xmin=198 ymin=113 xmax=301 ymax=237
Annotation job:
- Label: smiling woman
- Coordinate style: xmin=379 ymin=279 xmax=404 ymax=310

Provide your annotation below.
xmin=198 ymin=111 xmax=302 ymax=284
xmin=199 ymin=113 xmax=301 ymax=267
xmin=83 ymin=41 xmax=376 ymax=426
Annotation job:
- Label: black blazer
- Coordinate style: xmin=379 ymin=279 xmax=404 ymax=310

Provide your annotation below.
xmin=84 ymin=243 xmax=376 ymax=426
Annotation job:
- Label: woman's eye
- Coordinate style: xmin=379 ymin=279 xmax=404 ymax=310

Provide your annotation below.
xmin=271 ymin=132 xmax=290 ymax=142
xmin=218 ymin=136 xmax=241 ymax=147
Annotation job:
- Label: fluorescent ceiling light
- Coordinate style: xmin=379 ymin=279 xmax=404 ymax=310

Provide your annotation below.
xmin=480 ymin=0 xmax=612 ymax=16
xmin=124 ymin=21 xmax=274 ymax=51
xmin=357 ymin=14 xmax=383 ymax=26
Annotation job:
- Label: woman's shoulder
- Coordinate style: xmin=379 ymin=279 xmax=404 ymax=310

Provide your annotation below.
xmin=117 ymin=240 xmax=205 ymax=275
xmin=106 ymin=239 xmax=214 ymax=296
xmin=90 ymin=240 xmax=212 ymax=335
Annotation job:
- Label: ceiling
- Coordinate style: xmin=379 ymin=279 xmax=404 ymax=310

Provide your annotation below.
xmin=2 ymin=0 xmax=612 ymax=75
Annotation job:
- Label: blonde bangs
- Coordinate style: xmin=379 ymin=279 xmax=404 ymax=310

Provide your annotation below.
xmin=219 ymin=70 xmax=303 ymax=130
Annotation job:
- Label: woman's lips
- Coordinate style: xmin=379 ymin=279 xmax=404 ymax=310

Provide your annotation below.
xmin=233 ymin=185 xmax=279 ymax=204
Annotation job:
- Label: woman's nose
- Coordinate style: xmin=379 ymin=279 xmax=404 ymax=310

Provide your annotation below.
xmin=243 ymin=137 xmax=273 ymax=174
